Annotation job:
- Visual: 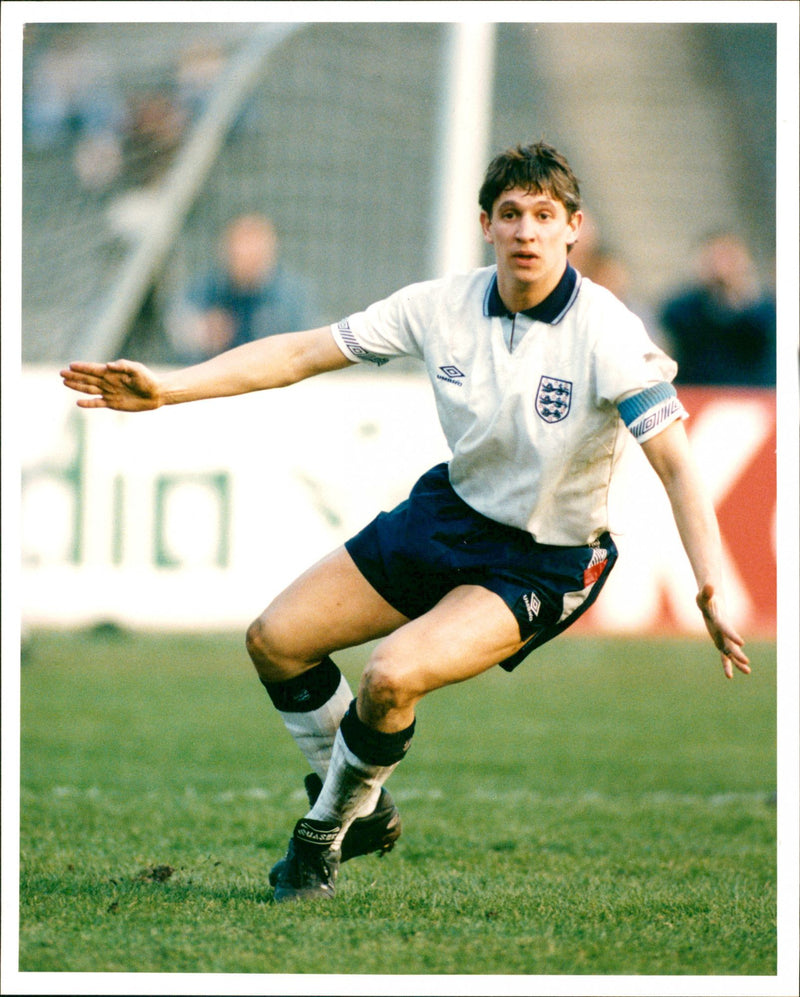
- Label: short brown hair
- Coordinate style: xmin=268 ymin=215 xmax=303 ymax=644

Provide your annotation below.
xmin=479 ymin=141 xmax=581 ymax=217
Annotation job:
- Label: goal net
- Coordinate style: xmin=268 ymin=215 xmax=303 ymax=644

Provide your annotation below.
xmin=20 ymin=20 xmax=459 ymax=364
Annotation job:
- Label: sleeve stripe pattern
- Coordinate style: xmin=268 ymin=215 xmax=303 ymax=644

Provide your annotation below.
xmin=335 ymin=320 xmax=390 ymax=366
xmin=617 ymin=382 xmax=687 ymax=443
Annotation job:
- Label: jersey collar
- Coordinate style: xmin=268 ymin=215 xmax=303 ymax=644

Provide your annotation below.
xmin=483 ymin=263 xmax=580 ymax=324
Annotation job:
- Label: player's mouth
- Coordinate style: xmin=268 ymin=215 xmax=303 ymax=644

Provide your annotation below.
xmin=511 ymin=251 xmax=539 ymax=266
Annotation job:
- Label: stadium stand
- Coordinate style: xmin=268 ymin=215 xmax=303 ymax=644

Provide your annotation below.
xmin=20 ymin=21 xmax=776 ymax=364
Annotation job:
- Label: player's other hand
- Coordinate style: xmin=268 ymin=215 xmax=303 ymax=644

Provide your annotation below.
xmin=60 ymin=359 xmax=162 ymax=412
xmin=696 ymin=583 xmax=751 ymax=679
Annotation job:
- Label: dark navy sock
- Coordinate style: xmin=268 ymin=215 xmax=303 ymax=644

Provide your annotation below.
xmin=339 ymin=699 xmax=415 ymax=765
xmin=261 ymin=655 xmax=342 ymax=713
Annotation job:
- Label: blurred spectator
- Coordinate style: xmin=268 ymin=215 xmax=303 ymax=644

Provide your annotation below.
xmin=24 ymin=30 xmax=127 ymax=192
xmin=166 ymin=214 xmax=317 ymax=363
xmin=123 ymin=91 xmax=189 ymax=187
xmin=104 ymin=47 xmax=219 ymax=239
xmin=570 ymin=212 xmax=632 ymax=300
xmin=581 ymin=246 xmax=631 ymax=303
xmin=25 ymin=29 xmax=226 ymax=205
xmin=570 ymin=211 xmax=658 ymax=338
xmin=24 ymin=30 xmax=126 ymax=150
xmin=658 ymin=231 xmax=776 ymax=386
xmin=566 ymin=209 xmax=599 ymax=270
xmin=103 ymin=88 xmax=191 ymax=242
xmin=176 ymin=40 xmax=225 ymax=121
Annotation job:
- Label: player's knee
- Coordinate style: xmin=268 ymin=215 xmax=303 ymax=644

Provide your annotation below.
xmin=359 ymin=646 xmax=419 ymax=714
xmin=245 ymin=612 xmax=297 ymax=682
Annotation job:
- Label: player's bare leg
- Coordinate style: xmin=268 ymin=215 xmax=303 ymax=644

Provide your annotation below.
xmin=246 ymin=546 xmax=411 ymax=899
xmin=252 ymin=552 xmax=529 ymax=901
xmin=358 ymin=583 xmax=528 ymax=731
xmin=307 ymin=583 xmax=525 ymax=821
xmin=246 ymin=544 xmax=408 ymax=778
xmin=246 ymin=544 xmax=409 ymax=684
xmin=273 ymin=584 xmax=527 ymax=901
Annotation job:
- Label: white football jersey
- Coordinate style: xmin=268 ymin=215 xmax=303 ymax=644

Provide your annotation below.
xmin=331 ymin=265 xmax=684 ymax=546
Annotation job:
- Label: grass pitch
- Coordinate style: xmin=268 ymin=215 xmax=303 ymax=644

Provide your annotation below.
xmin=15 ymin=629 xmax=777 ymax=980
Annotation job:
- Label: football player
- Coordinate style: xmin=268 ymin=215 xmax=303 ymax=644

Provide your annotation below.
xmin=62 ymin=141 xmax=749 ymax=903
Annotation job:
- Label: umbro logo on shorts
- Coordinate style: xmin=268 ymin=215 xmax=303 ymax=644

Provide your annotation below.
xmin=523 ymin=591 xmax=542 ymax=621
xmin=436 ymin=365 xmax=465 ymax=387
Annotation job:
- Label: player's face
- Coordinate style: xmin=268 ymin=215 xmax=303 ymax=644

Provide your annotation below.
xmin=481 ymin=187 xmax=582 ymax=309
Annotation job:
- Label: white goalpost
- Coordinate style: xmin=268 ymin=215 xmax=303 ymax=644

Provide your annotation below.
xmin=430 ymin=22 xmax=496 ymax=277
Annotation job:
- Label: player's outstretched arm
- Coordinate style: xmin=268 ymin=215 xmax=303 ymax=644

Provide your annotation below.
xmin=61 ymin=326 xmax=353 ymax=410
xmin=641 ymin=419 xmax=750 ymax=679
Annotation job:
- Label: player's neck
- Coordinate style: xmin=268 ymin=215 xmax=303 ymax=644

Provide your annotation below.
xmin=496 ymin=266 xmax=566 ymax=314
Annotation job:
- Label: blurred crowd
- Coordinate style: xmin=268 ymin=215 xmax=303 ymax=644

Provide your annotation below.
xmin=657 ymin=230 xmax=776 ymax=387
xmin=571 ymin=215 xmax=775 ymax=388
xmin=24 ymin=28 xmax=225 ymax=196
xmin=23 ymin=30 xmax=776 ymax=385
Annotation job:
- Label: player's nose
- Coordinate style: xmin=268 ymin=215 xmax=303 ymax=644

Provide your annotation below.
xmin=515 ymin=213 xmax=537 ymax=241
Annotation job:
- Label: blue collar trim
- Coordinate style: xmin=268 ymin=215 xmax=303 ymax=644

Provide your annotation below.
xmin=483 ymin=263 xmax=580 ymax=324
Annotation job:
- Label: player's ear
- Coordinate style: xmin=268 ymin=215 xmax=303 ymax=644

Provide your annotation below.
xmin=480 ymin=210 xmax=494 ymax=244
xmin=566 ymin=209 xmax=583 ymax=250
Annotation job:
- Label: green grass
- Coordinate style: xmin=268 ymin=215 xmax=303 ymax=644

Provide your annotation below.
xmin=15 ymin=629 xmax=777 ymax=978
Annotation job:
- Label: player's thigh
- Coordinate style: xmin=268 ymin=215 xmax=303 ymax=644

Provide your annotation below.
xmin=248 ymin=545 xmax=409 ymax=674
xmin=360 ymin=584 xmax=526 ymax=705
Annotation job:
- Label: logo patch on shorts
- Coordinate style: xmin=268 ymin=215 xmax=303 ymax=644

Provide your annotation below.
xmin=522 ymin=591 xmax=542 ymax=622
xmin=583 ymin=547 xmax=608 ymax=587
xmin=535 ymin=376 xmax=573 ymax=423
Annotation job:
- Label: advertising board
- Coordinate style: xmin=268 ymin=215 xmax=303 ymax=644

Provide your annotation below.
xmin=18 ymin=370 xmax=776 ymax=637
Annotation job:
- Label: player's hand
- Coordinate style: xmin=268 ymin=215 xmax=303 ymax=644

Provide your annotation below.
xmin=60 ymin=359 xmax=163 ymax=412
xmin=696 ymin=583 xmax=750 ymax=679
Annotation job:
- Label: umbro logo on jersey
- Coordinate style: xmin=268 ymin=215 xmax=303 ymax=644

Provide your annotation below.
xmin=436 ymin=365 xmax=465 ymax=387
xmin=535 ymin=375 xmax=573 ymax=423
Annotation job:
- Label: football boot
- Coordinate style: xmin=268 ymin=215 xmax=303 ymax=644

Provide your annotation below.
xmin=268 ymin=772 xmax=402 ymax=887
xmin=272 ymin=817 xmax=341 ymax=902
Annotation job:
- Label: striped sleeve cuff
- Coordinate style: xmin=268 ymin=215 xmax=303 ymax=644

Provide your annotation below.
xmin=331 ymin=319 xmax=391 ymax=366
xmin=617 ymin=382 xmax=687 ymax=444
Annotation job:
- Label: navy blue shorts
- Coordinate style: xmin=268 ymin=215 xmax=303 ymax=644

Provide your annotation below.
xmin=345 ymin=463 xmax=618 ymax=672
